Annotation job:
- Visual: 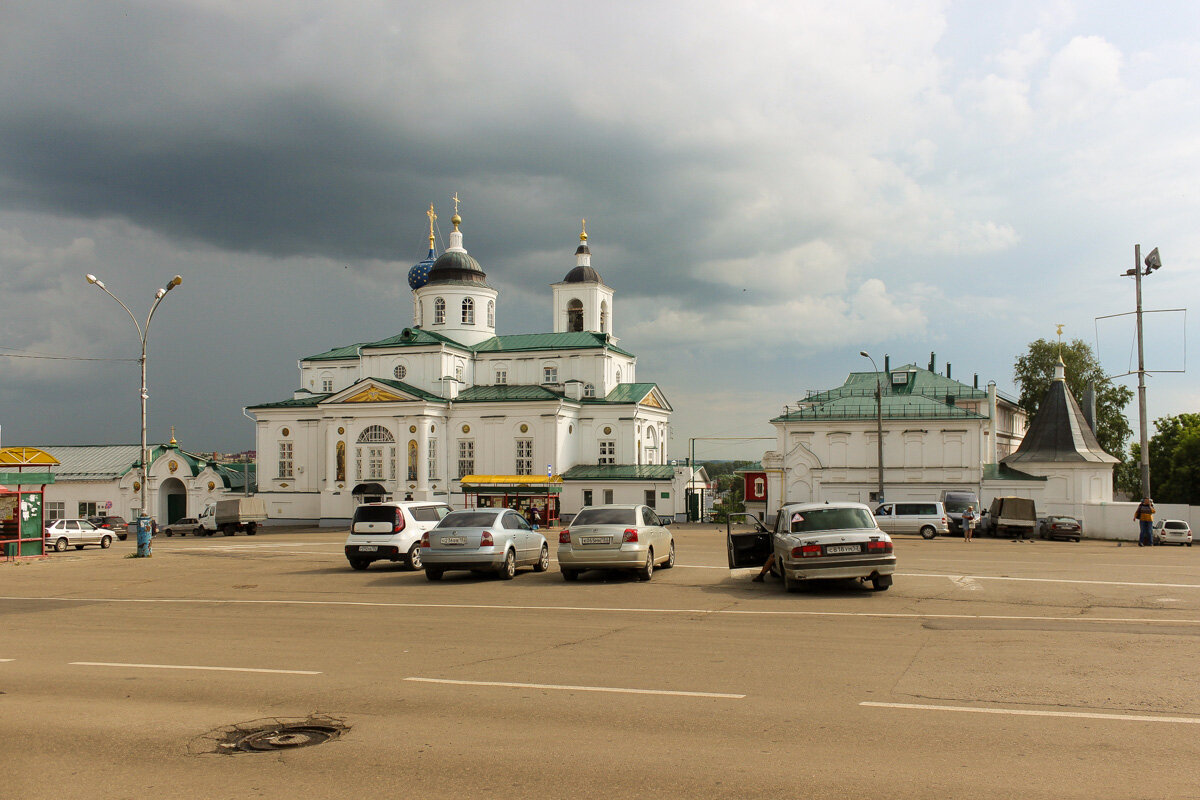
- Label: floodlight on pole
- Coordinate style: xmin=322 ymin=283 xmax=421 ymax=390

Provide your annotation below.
xmin=1124 ymin=245 xmax=1160 ymax=499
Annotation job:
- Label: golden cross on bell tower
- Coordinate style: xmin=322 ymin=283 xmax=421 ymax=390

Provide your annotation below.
xmin=451 ymin=193 xmax=461 ymax=231
xmin=1055 ymin=324 xmax=1065 ymax=356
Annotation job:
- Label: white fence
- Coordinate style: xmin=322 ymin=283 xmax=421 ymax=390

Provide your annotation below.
xmin=1078 ymin=502 xmax=1199 ymax=541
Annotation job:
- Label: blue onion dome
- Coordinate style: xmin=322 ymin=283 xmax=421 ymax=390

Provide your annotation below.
xmin=408 ymin=247 xmax=436 ymax=290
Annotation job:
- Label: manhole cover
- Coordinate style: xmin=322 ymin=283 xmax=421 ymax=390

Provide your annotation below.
xmin=191 ymin=715 xmax=349 ymax=756
xmin=235 ymin=725 xmax=341 ymax=752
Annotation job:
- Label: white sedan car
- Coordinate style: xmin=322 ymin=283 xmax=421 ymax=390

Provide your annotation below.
xmin=557 ymin=504 xmax=675 ymax=581
xmin=44 ymin=519 xmax=114 ymax=551
xmin=728 ymin=502 xmax=896 ymax=592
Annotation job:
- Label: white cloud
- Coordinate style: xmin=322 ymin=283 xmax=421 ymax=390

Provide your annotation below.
xmin=1037 ymin=35 xmax=1124 ymax=122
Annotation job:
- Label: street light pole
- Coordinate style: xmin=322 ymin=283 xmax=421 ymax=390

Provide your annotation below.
xmin=86 ymin=273 xmax=183 ymax=546
xmin=859 ymin=351 xmax=884 ymax=503
xmin=1127 ymin=245 xmax=1160 ymax=499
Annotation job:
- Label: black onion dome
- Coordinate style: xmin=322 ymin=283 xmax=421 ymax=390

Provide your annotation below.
xmin=564 ymin=264 xmax=603 ymax=283
xmin=427 ymin=250 xmax=489 ymax=285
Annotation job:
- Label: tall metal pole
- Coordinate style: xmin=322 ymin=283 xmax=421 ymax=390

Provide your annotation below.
xmin=860 ymin=352 xmax=884 ymax=503
xmin=1134 ymin=245 xmax=1151 ymax=498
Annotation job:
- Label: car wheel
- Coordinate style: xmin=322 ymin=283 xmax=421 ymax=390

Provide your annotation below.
xmin=348 ymin=557 xmax=370 ymax=571
xmin=425 ymin=568 xmax=444 ymax=581
xmin=871 ymin=576 xmax=890 ymax=591
xmin=406 ymin=543 xmax=422 ymax=571
xmin=562 ymin=569 xmax=579 ymax=582
xmin=533 ymin=544 xmax=550 ymax=572
xmin=498 ymin=549 xmax=516 ymax=580
xmin=920 ymin=525 xmax=937 ymax=540
xmin=55 ymin=538 xmax=68 ymax=552
xmin=661 ymin=540 xmax=676 ymax=569
xmin=636 ymin=548 xmax=654 ymax=581
xmin=780 ymin=562 xmax=796 ymax=593
xmin=165 ymin=530 xmax=173 ymax=537
xmin=246 ymin=523 xmax=257 ymax=536
xmin=74 ymin=545 xmax=84 ymax=550
xmin=117 ymin=534 xmax=127 ymax=541
xmin=100 ymin=535 xmax=112 ymax=549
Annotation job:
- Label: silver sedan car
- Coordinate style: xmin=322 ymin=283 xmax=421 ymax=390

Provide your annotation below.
xmin=421 ymin=508 xmax=549 ymax=581
xmin=44 ymin=519 xmax=114 ymax=551
xmin=728 ymin=502 xmax=895 ymax=592
xmin=557 ymin=504 xmax=675 ymax=581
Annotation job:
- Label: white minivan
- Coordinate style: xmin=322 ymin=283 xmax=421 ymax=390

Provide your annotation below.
xmin=873 ymin=501 xmax=950 ymax=539
xmin=344 ymin=501 xmax=451 ymax=570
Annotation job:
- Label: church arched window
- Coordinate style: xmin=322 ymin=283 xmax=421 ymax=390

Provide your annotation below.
xmin=600 ymin=301 xmax=608 ymax=334
xmin=487 ymin=300 xmax=494 ymax=328
xmin=462 ymin=298 xmax=475 ymax=324
xmin=434 ymin=297 xmax=445 ymax=324
xmin=584 ymin=383 xmax=595 ymax=398
xmin=615 ymin=368 xmax=622 ymax=384
xmin=567 ymin=299 xmax=584 ymax=332
xmin=356 ymin=425 xmax=395 ymax=481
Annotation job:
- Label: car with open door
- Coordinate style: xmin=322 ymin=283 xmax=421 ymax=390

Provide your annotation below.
xmin=727 ymin=502 xmax=896 ymax=592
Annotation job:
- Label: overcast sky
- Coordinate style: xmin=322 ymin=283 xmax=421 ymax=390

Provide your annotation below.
xmin=1 ymin=0 xmax=1196 ymax=461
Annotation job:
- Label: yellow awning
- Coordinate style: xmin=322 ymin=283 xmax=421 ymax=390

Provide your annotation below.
xmin=0 ymin=447 xmax=60 ymax=466
xmin=460 ymin=474 xmax=562 ymax=486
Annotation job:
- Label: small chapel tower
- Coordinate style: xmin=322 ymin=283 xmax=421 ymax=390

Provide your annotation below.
xmin=411 ymin=197 xmax=498 ymax=347
xmin=551 ymin=220 xmax=616 ymax=339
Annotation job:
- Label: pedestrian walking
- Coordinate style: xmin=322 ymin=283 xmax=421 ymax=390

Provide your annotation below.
xmin=962 ymin=505 xmax=976 ymax=542
xmin=1135 ymin=498 xmax=1156 ymax=546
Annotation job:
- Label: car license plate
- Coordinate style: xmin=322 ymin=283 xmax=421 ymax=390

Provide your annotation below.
xmin=357 ymin=545 xmax=378 ymax=552
xmin=580 ymin=536 xmax=610 ymax=545
xmin=440 ymin=536 xmax=466 ymax=545
xmin=826 ymin=544 xmax=861 ymax=554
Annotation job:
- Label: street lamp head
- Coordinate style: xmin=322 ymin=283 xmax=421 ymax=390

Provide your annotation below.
xmin=859 ymin=351 xmax=870 ymax=358
xmin=169 ymin=275 xmax=183 ymax=288
xmin=85 ymin=274 xmax=106 ymax=289
xmin=1144 ymin=247 xmax=1161 ymax=271
xmin=155 ymin=288 xmax=166 ymax=299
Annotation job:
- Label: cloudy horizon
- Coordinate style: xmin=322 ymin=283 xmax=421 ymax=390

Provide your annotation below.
xmin=0 ymin=0 xmax=1195 ymax=461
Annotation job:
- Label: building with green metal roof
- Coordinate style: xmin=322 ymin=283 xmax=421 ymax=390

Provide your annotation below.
xmin=246 ymin=210 xmax=680 ymax=524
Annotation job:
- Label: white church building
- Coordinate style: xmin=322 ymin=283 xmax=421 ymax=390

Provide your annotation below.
xmin=247 ymin=207 xmax=685 ymax=525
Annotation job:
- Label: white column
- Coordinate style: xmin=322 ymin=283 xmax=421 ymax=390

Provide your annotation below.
xmin=417 ymin=418 xmax=431 ymax=498
xmin=325 ymin=422 xmax=339 ymax=489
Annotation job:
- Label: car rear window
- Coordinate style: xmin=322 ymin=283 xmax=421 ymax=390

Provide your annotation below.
xmin=573 ymin=508 xmax=637 ymax=526
xmin=437 ymin=511 xmax=499 ymax=528
xmin=410 ymin=505 xmax=447 ymax=522
xmin=1165 ymin=521 xmax=1188 ymax=529
xmin=353 ymin=506 xmax=399 ymax=524
xmin=787 ymin=507 xmax=876 ymax=533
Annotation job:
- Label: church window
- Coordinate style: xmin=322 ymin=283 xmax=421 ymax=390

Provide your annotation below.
xmin=599 ymin=440 xmax=616 ymax=465
xmin=357 ymin=425 xmax=395 ymax=444
xmin=434 ymin=297 xmax=445 ymax=324
xmin=394 ymin=364 xmax=406 ymax=380
xmin=487 ymin=300 xmax=494 ymax=327
xmin=428 ymin=440 xmax=437 ymax=480
xmin=515 ymin=439 xmax=533 ymax=475
xmin=321 ymin=376 xmax=333 ymax=393
xmin=543 ymin=365 xmax=558 ymax=384
xmin=407 ymin=440 xmax=418 ymax=482
xmin=278 ymin=441 xmax=294 ymax=478
xmin=455 ymin=364 xmax=464 ymax=381
xmin=615 ymin=368 xmax=622 ymax=384
xmin=354 ymin=426 xmax=396 ymax=481
xmin=603 ymin=489 xmax=614 ymax=504
xmin=583 ymin=383 xmax=595 ymax=398
xmin=462 ymin=298 xmax=475 ymax=324
xmin=495 ymin=369 xmax=507 ymax=385
xmin=458 ymin=440 xmax=475 ymax=478
xmin=600 ymin=301 xmax=608 ymax=333
xmin=567 ymin=299 xmax=584 ymax=332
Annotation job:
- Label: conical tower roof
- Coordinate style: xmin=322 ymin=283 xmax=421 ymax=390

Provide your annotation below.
xmin=1003 ymin=359 xmax=1118 ymax=464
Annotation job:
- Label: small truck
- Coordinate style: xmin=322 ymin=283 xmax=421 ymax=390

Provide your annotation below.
xmin=197 ymin=498 xmax=268 ymax=536
xmin=986 ymin=496 xmax=1037 ymax=539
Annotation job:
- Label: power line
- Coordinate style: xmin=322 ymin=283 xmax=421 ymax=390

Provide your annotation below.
xmin=0 ymin=348 xmax=138 ymax=363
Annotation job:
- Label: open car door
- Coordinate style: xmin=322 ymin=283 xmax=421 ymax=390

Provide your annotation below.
xmin=726 ymin=513 xmax=774 ymax=569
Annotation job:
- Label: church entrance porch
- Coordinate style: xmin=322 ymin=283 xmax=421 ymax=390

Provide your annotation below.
xmin=352 ymin=483 xmax=391 ymax=504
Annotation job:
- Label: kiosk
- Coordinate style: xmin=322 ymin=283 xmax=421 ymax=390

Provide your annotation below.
xmin=0 ymin=447 xmax=58 ymax=561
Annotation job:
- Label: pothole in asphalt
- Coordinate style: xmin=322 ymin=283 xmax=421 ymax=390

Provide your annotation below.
xmin=190 ymin=714 xmax=349 ymax=755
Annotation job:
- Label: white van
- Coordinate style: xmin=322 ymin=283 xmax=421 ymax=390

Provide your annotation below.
xmin=873 ymin=502 xmax=950 ymax=539
xmin=344 ymin=501 xmax=451 ymax=571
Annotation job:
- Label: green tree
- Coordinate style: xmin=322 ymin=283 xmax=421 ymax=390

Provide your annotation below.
xmin=1145 ymin=414 xmax=1200 ymax=504
xmin=1013 ymin=338 xmax=1133 ymax=460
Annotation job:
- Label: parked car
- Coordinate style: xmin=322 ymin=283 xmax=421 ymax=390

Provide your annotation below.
xmin=873 ymin=501 xmax=950 ymax=539
xmin=1037 ymin=515 xmax=1082 ymax=542
xmin=727 ymin=501 xmax=896 ymax=592
xmin=941 ymin=490 xmax=980 ymax=536
xmin=421 ymin=508 xmax=549 ymax=581
xmin=557 ymin=504 xmax=675 ymax=582
xmin=343 ymin=501 xmax=451 ymax=570
xmin=1154 ymin=519 xmax=1193 ymax=546
xmin=44 ymin=519 xmax=114 ymax=551
xmin=89 ymin=515 xmax=130 ymax=540
xmin=162 ymin=517 xmax=201 ymax=537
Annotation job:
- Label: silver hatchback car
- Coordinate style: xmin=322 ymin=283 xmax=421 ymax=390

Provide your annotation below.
xmin=44 ymin=519 xmax=114 ymax=551
xmin=557 ymin=504 xmax=675 ymax=581
xmin=421 ymin=508 xmax=549 ymax=580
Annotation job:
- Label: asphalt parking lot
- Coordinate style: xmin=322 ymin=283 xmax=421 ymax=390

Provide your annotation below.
xmin=4 ymin=524 xmax=1199 ymax=799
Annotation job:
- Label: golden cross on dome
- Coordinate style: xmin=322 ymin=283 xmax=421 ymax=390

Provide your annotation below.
xmin=169 ymin=425 xmax=177 ymax=446
xmin=426 ymin=203 xmax=437 ymax=245
xmin=580 ymin=218 xmax=587 ymax=242
xmin=452 ymin=193 xmax=460 ymax=214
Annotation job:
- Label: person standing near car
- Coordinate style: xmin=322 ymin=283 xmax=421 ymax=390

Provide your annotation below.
xmin=1135 ymin=498 xmax=1156 ymax=546
xmin=962 ymin=505 xmax=976 ymax=542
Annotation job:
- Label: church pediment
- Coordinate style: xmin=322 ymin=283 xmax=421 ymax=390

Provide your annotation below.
xmin=640 ymin=391 xmax=664 ymax=409
xmin=326 ymin=379 xmax=422 ymax=405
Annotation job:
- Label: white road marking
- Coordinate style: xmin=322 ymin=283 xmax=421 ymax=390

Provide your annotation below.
xmin=950 ymin=576 xmax=982 ymax=591
xmin=0 ymin=658 xmax=13 ymax=662
xmin=862 ymin=701 xmax=1200 ymax=725
xmin=405 ymin=676 xmax=744 ymax=699
xmin=6 ymin=595 xmax=1198 ymax=626
xmin=900 ymin=572 xmax=1200 ymax=589
xmin=70 ymin=661 xmax=321 ymax=675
